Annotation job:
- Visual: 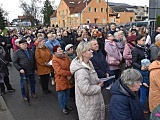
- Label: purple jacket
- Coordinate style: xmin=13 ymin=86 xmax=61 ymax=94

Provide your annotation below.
xmin=105 ymin=40 xmax=122 ymax=70
xmin=123 ymin=43 xmax=134 ymax=67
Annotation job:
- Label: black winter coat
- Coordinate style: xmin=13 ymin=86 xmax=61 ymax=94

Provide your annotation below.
xmin=13 ymin=48 xmax=36 ymax=75
xmin=132 ymin=44 xmax=150 ymax=69
xmin=90 ymin=50 xmax=110 ymax=78
xmin=110 ymin=79 xmax=145 ymax=120
xmin=0 ymin=58 xmax=9 ymax=76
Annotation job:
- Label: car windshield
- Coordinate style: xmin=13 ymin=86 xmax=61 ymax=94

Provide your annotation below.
xmin=136 ymin=22 xmax=148 ymax=27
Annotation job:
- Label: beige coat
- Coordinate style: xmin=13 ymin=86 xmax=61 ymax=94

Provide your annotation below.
xmin=148 ymin=60 xmax=160 ymax=112
xmin=70 ymin=58 xmax=105 ymax=120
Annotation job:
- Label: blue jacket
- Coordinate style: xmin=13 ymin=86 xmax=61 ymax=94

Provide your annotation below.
xmin=90 ymin=50 xmax=110 ymax=78
xmin=109 ymin=79 xmax=145 ymax=120
xmin=45 ymin=39 xmax=60 ymax=54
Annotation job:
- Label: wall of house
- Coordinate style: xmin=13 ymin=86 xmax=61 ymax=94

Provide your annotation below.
xmin=81 ymin=0 xmax=108 ymax=25
xmin=116 ymin=12 xmax=135 ymax=25
xmin=50 ymin=0 xmax=136 ymax=27
xmin=55 ymin=0 xmax=70 ymax=27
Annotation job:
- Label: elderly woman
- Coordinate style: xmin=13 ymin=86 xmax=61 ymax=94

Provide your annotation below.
xmin=35 ymin=37 xmax=53 ymax=94
xmin=149 ymin=51 xmax=160 ymax=112
xmin=52 ymin=45 xmax=73 ymax=115
xmin=109 ymin=69 xmax=145 ymax=120
xmin=70 ymin=42 xmax=105 ymax=120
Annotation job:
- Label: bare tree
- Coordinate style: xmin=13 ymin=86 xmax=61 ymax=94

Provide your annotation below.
xmin=19 ymin=0 xmax=41 ymax=26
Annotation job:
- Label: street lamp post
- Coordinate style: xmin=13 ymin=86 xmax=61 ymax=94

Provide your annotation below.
xmin=107 ymin=0 xmax=109 ymax=24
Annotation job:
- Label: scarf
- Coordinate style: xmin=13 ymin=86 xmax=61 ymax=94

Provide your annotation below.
xmin=55 ymin=53 xmax=64 ymax=58
xmin=137 ymin=44 xmax=149 ymax=59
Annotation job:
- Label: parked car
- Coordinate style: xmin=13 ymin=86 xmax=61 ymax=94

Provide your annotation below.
xmin=124 ymin=20 xmax=156 ymax=35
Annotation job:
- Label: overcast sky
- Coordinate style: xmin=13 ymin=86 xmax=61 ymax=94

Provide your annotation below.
xmin=0 ymin=0 xmax=149 ymax=22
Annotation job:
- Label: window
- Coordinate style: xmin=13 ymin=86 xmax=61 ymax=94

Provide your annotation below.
xmin=106 ymin=8 xmax=108 ymax=12
xmin=94 ymin=18 xmax=98 ymax=23
xmin=76 ymin=18 xmax=79 ymax=24
xmin=58 ymin=11 xmax=60 ymax=15
xmin=87 ymin=18 xmax=90 ymax=23
xmin=89 ymin=7 xmax=92 ymax=12
xmin=101 ymin=8 xmax=104 ymax=12
xmin=66 ymin=9 xmax=68 ymax=14
xmin=97 ymin=0 xmax=101 ymax=2
xmin=62 ymin=10 xmax=64 ymax=15
xmin=71 ymin=19 xmax=74 ymax=25
xmin=94 ymin=8 xmax=97 ymax=12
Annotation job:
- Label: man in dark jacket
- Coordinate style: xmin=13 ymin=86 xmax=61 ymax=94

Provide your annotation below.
xmin=13 ymin=39 xmax=37 ymax=100
xmin=0 ymin=57 xmax=15 ymax=94
xmin=89 ymin=39 xmax=111 ymax=88
xmin=56 ymin=33 xmax=66 ymax=51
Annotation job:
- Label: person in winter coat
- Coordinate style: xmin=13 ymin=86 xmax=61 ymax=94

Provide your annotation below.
xmin=63 ymin=31 xmax=73 ymax=45
xmin=70 ymin=42 xmax=105 ymax=120
xmin=148 ymin=51 xmax=160 ymax=112
xmin=123 ymin=35 xmax=136 ymax=68
xmin=139 ymin=26 xmax=151 ymax=47
xmin=105 ymin=34 xmax=122 ymax=80
xmin=0 ymin=55 xmax=15 ymax=95
xmin=35 ymin=37 xmax=53 ymax=94
xmin=52 ymin=45 xmax=73 ymax=115
xmin=89 ymin=39 xmax=110 ymax=88
xmin=13 ymin=39 xmax=37 ymax=100
xmin=45 ymin=33 xmax=60 ymax=54
xmin=56 ymin=33 xmax=66 ymax=51
xmin=65 ymin=44 xmax=76 ymax=60
xmin=109 ymin=68 xmax=145 ymax=120
xmin=11 ymin=35 xmax=18 ymax=51
xmin=150 ymin=34 xmax=160 ymax=62
xmin=132 ymin=35 xmax=150 ymax=113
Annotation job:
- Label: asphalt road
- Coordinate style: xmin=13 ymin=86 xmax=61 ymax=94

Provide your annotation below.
xmin=2 ymin=62 xmax=150 ymax=120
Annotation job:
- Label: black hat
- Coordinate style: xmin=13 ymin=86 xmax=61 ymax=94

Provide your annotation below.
xmin=19 ymin=39 xmax=27 ymax=44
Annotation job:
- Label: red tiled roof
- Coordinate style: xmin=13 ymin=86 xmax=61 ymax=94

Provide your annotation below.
xmin=50 ymin=11 xmax=57 ymax=18
xmin=64 ymin=0 xmax=79 ymax=7
xmin=64 ymin=0 xmax=92 ymax=14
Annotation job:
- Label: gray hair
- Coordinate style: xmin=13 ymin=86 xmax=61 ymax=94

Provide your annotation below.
xmin=155 ymin=34 xmax=160 ymax=42
xmin=120 ymin=69 xmax=143 ymax=87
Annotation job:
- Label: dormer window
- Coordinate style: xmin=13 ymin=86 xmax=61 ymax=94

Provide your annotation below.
xmin=69 ymin=2 xmax=74 ymax=4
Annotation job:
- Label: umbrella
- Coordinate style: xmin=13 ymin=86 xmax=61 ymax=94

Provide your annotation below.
xmin=23 ymin=75 xmax=30 ymax=106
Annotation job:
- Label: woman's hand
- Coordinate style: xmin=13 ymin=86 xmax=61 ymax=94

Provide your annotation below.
xmin=143 ymin=83 xmax=149 ymax=88
xmin=98 ymin=82 xmax=104 ymax=87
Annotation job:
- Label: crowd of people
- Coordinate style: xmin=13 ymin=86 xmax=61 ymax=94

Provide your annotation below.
xmin=0 ymin=23 xmax=160 ymax=119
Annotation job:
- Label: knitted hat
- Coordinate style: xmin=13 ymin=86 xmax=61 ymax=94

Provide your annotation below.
xmin=126 ymin=35 xmax=136 ymax=43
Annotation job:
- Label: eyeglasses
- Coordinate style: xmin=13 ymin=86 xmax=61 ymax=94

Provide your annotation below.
xmin=57 ymin=35 xmax=61 ymax=36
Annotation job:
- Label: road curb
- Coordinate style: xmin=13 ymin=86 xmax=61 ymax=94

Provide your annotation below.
xmin=0 ymin=96 xmax=15 ymax=120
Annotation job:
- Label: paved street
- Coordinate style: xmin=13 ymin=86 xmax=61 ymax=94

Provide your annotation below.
xmin=2 ymin=62 xmax=111 ymax=120
xmin=1 ymin=62 xmax=150 ymax=120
